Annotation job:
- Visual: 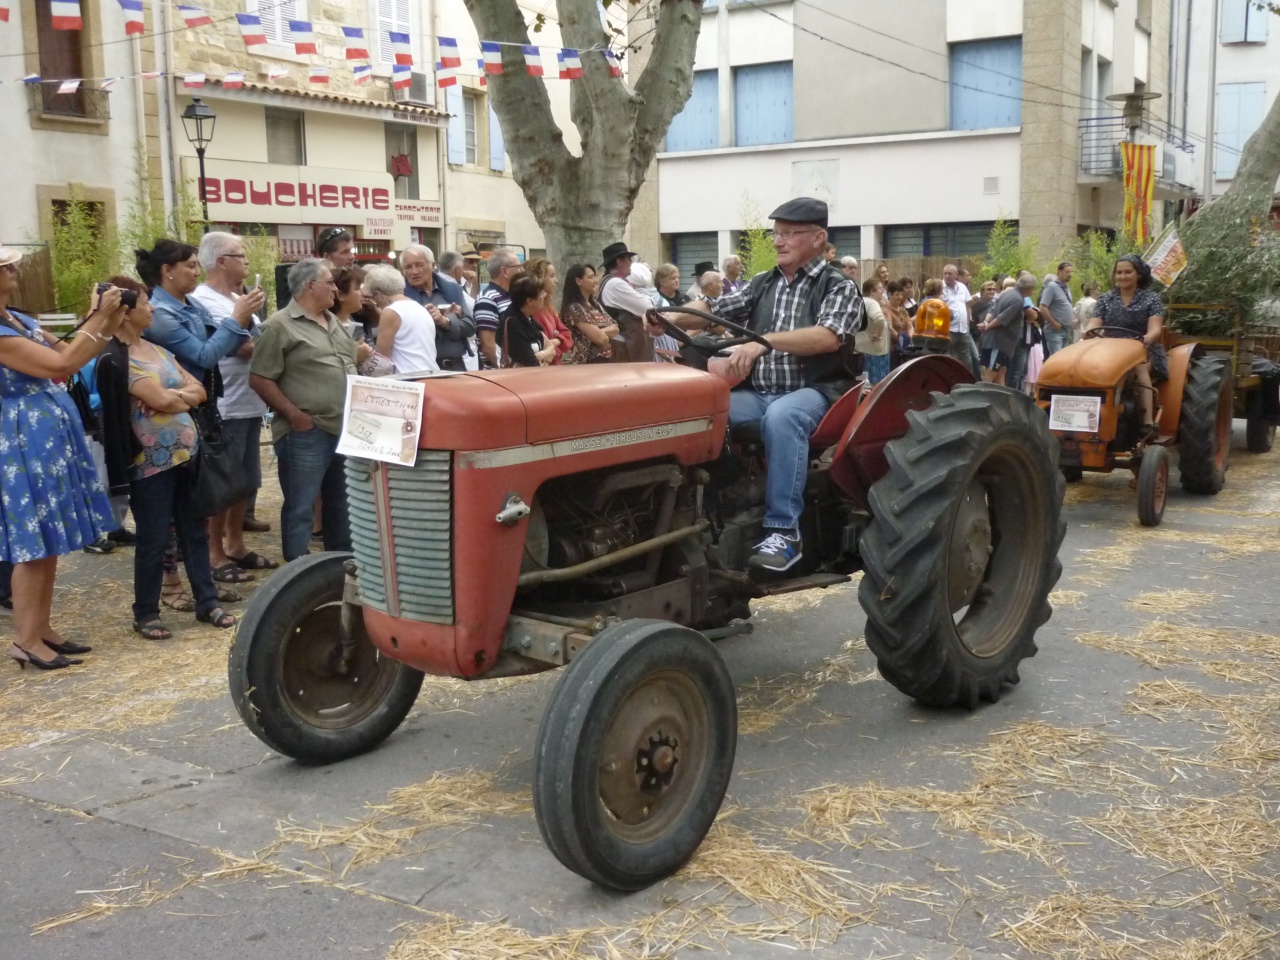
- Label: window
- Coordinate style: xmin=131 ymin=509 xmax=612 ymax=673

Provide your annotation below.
xmin=1216 ymin=82 xmax=1267 ymax=179
xmin=665 ymin=69 xmax=719 ymax=151
xmin=247 ymin=0 xmax=306 ymax=48
xmin=385 ymin=123 xmax=419 ymax=200
xmin=265 ymin=108 xmax=306 ymax=165
xmin=463 ymin=94 xmax=478 ymax=165
xmin=734 ymin=62 xmax=793 ymax=147
xmin=826 ymin=227 xmax=860 ymax=260
xmin=1221 ymin=0 xmax=1269 ymax=43
xmin=489 ymin=103 xmax=505 ymax=171
xmin=883 ymin=222 xmax=998 ymax=257
xmin=374 ymin=0 xmax=413 ymax=66
xmin=949 ymin=38 xmax=1022 ymax=130
xmin=35 ymin=0 xmax=88 ymax=117
xmin=670 ymin=232 xmax=719 ymax=287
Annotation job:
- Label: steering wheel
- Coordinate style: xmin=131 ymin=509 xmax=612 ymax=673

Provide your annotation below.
xmin=1084 ymin=325 xmax=1144 ymax=341
xmin=648 ymin=305 xmax=773 ymax=354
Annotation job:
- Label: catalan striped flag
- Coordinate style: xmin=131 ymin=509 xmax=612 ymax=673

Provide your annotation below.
xmin=236 ymin=12 xmax=266 ymax=46
xmin=178 ymin=5 xmax=212 ymax=27
xmin=1121 ymin=142 xmax=1156 ymax=244
xmin=480 ymin=41 xmax=503 ymax=74
xmin=522 ymin=45 xmax=542 ymax=77
xmin=389 ymin=31 xmax=412 ymax=66
xmin=222 ymin=71 xmax=244 ymax=89
xmin=117 ymin=0 xmax=145 ymax=35
xmin=51 ymin=0 xmax=82 ymax=30
xmin=309 ymin=65 xmax=329 ymax=84
xmin=392 ymin=63 xmax=411 ymax=89
xmin=342 ymin=26 xmax=368 ymax=59
xmin=289 ymin=20 xmax=316 ymax=54
xmin=353 ymin=63 xmax=372 ymax=85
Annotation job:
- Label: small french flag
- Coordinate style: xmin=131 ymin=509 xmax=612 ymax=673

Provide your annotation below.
xmin=0 ymin=0 xmax=9 ymax=23
xmin=436 ymin=61 xmax=456 ymax=88
xmin=236 ymin=13 xmax=266 ymax=47
xmin=562 ymin=48 xmax=582 ymax=79
xmin=309 ymin=65 xmax=329 ymax=84
xmin=522 ymin=45 xmax=542 ymax=77
xmin=222 ymin=70 xmax=244 ymax=89
xmin=266 ymin=65 xmax=288 ymax=81
xmin=556 ymin=50 xmax=567 ymax=80
xmin=477 ymin=59 xmax=487 ymax=87
xmin=178 ymin=5 xmax=212 ymax=27
xmin=353 ymin=63 xmax=372 ymax=85
xmin=389 ymin=32 xmax=412 ymax=66
xmin=604 ymin=50 xmax=622 ymax=78
xmin=117 ymin=0 xmax=145 ymax=36
xmin=481 ymin=41 xmax=503 ymax=74
xmin=140 ymin=70 xmax=162 ymax=80
xmin=184 ymin=73 xmax=206 ymax=89
xmin=289 ymin=20 xmax=316 ymax=55
xmin=99 ymin=77 xmax=118 ymax=90
xmin=392 ymin=63 xmax=411 ymax=89
xmin=436 ymin=36 xmax=461 ymax=68
xmin=57 ymin=79 xmax=81 ymax=94
xmin=21 ymin=74 xmax=41 ymax=83
xmin=51 ymin=0 xmax=82 ymax=30
xmin=342 ymin=26 xmax=368 ymax=59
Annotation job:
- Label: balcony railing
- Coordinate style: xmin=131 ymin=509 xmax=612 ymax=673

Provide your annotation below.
xmin=25 ymin=82 xmax=111 ymax=122
xmin=1079 ymin=115 xmax=1194 ymax=179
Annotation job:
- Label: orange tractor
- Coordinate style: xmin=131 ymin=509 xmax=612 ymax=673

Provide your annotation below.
xmin=1036 ymin=327 xmax=1231 ymax=525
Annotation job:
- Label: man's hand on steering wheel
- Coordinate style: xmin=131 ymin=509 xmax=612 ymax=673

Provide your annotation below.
xmin=726 ymin=340 xmax=769 ymax=380
xmin=649 ymin=306 xmax=772 ymax=354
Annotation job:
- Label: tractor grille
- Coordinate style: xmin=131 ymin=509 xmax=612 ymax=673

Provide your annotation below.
xmin=345 ymin=452 xmax=454 ymax=624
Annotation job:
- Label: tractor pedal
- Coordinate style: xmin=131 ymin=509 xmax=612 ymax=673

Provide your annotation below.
xmin=756 ymin=573 xmax=852 ymax=596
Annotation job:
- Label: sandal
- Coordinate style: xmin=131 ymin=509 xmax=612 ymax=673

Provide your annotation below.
xmin=83 ymin=538 xmax=115 ymax=555
xmin=197 ymin=606 xmax=237 ymax=629
xmin=161 ymin=590 xmax=197 ymax=613
xmin=213 ymin=562 xmax=255 ymax=584
xmin=230 ymin=551 xmax=278 ymax=570
xmin=217 ymin=586 xmax=243 ymax=603
xmin=133 ymin=619 xmax=172 ymax=641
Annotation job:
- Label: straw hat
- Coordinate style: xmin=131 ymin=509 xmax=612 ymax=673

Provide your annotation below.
xmin=0 ymin=247 xmax=23 ymax=269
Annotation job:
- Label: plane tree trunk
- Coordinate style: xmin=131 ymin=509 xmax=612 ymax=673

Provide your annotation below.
xmin=461 ymin=0 xmax=703 ymax=271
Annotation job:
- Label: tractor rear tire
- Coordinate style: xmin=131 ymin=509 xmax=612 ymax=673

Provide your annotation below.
xmin=1178 ymin=357 xmax=1231 ymax=494
xmin=1137 ymin=446 xmax=1169 ymax=527
xmin=228 ymin=553 xmax=425 ymax=764
xmin=533 ymin=619 xmax=736 ymax=891
xmin=858 ymin=384 xmax=1065 ymax=709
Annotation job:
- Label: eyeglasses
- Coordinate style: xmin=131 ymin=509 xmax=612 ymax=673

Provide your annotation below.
xmin=770 ymin=228 xmax=818 ymax=241
xmin=221 ymin=253 xmax=248 ymax=261
xmin=311 ymin=278 xmax=337 ymax=288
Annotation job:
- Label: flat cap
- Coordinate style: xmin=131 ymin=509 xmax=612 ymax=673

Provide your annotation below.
xmin=769 ymin=196 xmax=828 ymax=227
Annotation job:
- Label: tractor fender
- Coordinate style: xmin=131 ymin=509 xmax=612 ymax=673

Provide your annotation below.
xmin=1156 ymin=342 xmax=1202 ymax=438
xmin=828 ymin=354 xmax=976 ymax=508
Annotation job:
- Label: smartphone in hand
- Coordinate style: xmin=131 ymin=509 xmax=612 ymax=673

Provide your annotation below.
xmin=254 ymin=274 xmax=261 ymax=290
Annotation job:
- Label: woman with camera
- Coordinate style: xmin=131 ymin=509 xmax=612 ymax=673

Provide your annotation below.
xmin=0 ymin=247 xmax=125 ymax=670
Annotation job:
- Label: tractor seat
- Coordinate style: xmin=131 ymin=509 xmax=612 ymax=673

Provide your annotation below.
xmin=727 ymin=384 xmax=867 ymax=451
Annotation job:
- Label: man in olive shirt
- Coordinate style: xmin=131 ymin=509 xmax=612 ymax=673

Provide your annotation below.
xmin=250 ymin=258 xmax=373 ymax=561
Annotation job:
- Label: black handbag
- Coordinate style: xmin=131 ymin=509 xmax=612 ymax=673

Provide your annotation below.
xmin=189 ymin=401 xmax=253 ymax=518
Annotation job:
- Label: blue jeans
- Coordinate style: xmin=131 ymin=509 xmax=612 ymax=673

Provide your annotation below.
xmin=1042 ymin=328 xmax=1068 ymax=358
xmin=949 ymin=331 xmax=981 ymax=378
xmin=729 ymin=388 xmax=829 ymax=531
xmin=130 ymin=464 xmax=218 ymax=623
xmin=275 ymin=427 xmax=351 ymax=562
xmin=1008 ymin=341 xmax=1031 ymax=392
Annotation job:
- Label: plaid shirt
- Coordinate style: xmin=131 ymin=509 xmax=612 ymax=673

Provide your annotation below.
xmin=712 ymin=256 xmax=862 ymax=394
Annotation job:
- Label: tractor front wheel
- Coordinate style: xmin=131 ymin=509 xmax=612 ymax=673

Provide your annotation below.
xmin=228 ymin=553 xmax=424 ymax=764
xmin=858 ymin=384 xmax=1065 ymax=708
xmin=533 ymin=620 xmax=736 ymax=891
xmin=1178 ymin=357 xmax=1231 ymax=493
xmin=1137 ymin=446 xmax=1169 ymax=527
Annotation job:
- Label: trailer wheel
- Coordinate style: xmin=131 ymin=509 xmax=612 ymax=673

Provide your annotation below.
xmin=1178 ymin=357 xmax=1231 ymax=493
xmin=1246 ymin=390 xmax=1275 ymax=453
xmin=228 ymin=553 xmax=424 ymax=764
xmin=858 ymin=384 xmax=1065 ymax=708
xmin=1137 ymin=446 xmax=1169 ymax=527
xmin=533 ymin=619 xmax=736 ymax=891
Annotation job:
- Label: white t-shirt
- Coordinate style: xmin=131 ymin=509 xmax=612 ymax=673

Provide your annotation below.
xmin=190 ymin=283 xmax=267 ymax=420
xmin=387 ymin=299 xmax=439 ymax=375
xmin=941 ymin=281 xmax=972 ymax=335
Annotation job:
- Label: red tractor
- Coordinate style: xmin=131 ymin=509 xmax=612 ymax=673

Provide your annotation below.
xmin=229 ymin=316 xmax=1065 ymax=892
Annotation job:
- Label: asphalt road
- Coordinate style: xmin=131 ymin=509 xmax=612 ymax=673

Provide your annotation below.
xmin=2 ymin=424 xmax=1278 ymax=960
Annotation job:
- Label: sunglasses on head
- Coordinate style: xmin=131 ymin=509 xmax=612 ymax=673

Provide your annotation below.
xmin=317 ymin=228 xmax=349 ymax=251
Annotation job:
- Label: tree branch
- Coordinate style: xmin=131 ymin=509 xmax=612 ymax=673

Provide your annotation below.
xmin=556 ymin=0 xmax=631 ymax=149
xmin=628 ymin=0 xmax=703 ymax=185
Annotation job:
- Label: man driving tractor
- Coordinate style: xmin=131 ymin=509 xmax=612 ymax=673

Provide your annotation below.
xmin=699 ymin=197 xmax=864 ymax=573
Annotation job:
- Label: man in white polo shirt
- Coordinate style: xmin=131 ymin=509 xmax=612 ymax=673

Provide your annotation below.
xmin=941 ymin=263 xmax=979 ymax=377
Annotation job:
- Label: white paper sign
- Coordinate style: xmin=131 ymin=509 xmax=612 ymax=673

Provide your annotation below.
xmin=336 ymin=375 xmax=426 ymax=466
xmin=1048 ymin=394 xmax=1102 ymax=433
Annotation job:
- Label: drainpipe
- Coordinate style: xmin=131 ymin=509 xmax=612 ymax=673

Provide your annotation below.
xmin=158 ymin=0 xmax=179 ymax=217
xmin=1202 ymin=0 xmax=1219 ymax=202
xmin=1179 ymin=0 xmax=1193 ymax=141
xmin=431 ymin=0 xmax=449 ymax=248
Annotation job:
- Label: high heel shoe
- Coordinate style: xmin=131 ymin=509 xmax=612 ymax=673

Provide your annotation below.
xmin=9 ymin=644 xmax=80 ymax=670
xmin=44 ymin=638 xmax=92 ymax=655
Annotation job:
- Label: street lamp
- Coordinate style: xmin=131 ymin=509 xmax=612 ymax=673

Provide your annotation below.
xmin=181 ymin=97 xmax=217 ymax=230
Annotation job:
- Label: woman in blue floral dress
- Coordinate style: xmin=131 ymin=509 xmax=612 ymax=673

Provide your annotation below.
xmin=0 ymin=247 xmax=126 ymax=670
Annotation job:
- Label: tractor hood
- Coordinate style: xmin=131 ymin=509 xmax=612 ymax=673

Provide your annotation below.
xmin=1038 ymin=338 xmax=1148 ymax=390
xmin=416 ymin=364 xmax=730 ymax=449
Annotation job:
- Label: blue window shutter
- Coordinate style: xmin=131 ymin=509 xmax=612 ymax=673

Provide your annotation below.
xmin=949 ymin=38 xmax=1023 ymax=131
xmin=446 ymin=84 xmax=464 ymax=165
xmin=1239 ymin=83 xmax=1268 ymax=157
xmin=1221 ymin=0 xmax=1247 ymax=42
xmin=1245 ymin=2 xmax=1269 ymax=41
xmin=665 ymin=70 xmax=719 ymax=151
xmin=488 ymin=103 xmax=505 ymax=171
xmin=733 ymin=62 xmax=793 ymax=147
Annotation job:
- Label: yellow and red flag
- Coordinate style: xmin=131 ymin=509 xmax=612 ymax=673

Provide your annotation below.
xmin=1121 ymin=142 xmax=1156 ymax=244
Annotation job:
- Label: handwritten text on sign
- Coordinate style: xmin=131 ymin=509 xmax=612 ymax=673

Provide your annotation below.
xmin=336 ymin=376 xmax=426 ymax=467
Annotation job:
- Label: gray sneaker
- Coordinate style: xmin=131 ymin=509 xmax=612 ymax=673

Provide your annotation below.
xmin=748 ymin=530 xmax=803 ymax=573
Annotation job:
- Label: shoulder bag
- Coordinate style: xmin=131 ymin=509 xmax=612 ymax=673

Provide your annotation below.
xmin=188 ymin=397 xmax=254 ymax=518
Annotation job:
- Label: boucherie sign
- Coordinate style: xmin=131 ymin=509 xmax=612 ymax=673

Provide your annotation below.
xmin=182 ymin=158 xmax=395 ymax=224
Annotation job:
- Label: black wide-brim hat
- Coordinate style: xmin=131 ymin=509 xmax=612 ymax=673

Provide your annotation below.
xmin=601 ymin=241 xmax=640 ymax=269
xmin=694 ymin=261 xmax=715 ymax=278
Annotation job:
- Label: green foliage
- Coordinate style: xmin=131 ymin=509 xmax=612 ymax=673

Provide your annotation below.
xmin=973 ymin=218 xmax=1049 ymax=286
xmin=119 ymin=150 xmax=205 ymax=259
xmin=242 ymin=230 xmax=279 ymax=311
xmin=48 ymin=189 xmax=118 ymax=314
xmin=737 ymin=194 xmax=777 ymax=279
xmin=1062 ymin=229 xmax=1141 ymax=300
